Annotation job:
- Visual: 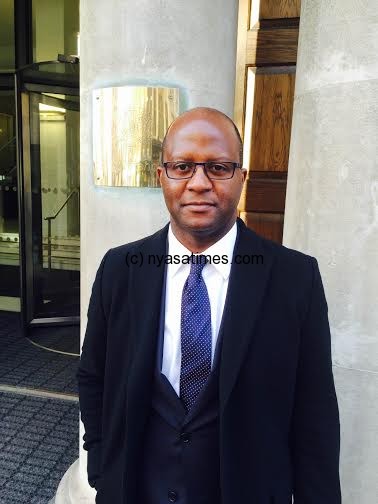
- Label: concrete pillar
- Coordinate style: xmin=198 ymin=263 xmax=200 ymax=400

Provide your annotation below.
xmin=53 ymin=1 xmax=238 ymax=502
xmin=283 ymin=1 xmax=378 ymax=503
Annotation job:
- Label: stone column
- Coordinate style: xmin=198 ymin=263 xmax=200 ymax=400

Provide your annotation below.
xmin=53 ymin=0 xmax=238 ymax=502
xmin=283 ymin=1 xmax=378 ymax=503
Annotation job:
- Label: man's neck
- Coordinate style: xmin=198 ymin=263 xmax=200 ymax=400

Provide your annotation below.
xmin=170 ymin=217 xmax=237 ymax=253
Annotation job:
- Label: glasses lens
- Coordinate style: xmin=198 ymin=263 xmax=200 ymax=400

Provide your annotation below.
xmin=206 ymin=162 xmax=235 ymax=179
xmin=166 ymin=162 xmax=194 ymax=179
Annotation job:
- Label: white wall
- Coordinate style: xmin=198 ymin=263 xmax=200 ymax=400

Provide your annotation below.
xmin=284 ymin=1 xmax=378 ymax=502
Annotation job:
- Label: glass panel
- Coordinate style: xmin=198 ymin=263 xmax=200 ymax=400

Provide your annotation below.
xmin=28 ymin=92 xmax=80 ymax=318
xmin=32 ymin=0 xmax=79 ymax=62
xmin=0 ymin=89 xmax=19 ymax=310
xmin=0 ymin=0 xmax=15 ymax=72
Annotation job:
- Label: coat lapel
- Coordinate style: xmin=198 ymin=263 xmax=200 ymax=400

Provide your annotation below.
xmin=124 ymin=224 xmax=169 ymax=458
xmin=124 ymin=218 xmax=275 ymax=452
xmin=219 ymin=218 xmax=275 ymax=413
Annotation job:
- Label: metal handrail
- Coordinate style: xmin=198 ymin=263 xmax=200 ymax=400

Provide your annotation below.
xmin=0 ymin=136 xmax=16 ymax=155
xmin=0 ymin=137 xmax=17 ymax=178
xmin=44 ymin=189 xmax=79 ymax=270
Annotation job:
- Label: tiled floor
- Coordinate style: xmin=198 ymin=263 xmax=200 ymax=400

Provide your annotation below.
xmin=0 ymin=312 xmax=80 ymax=504
xmin=28 ymin=325 xmax=80 ymax=356
xmin=0 ymin=313 xmax=78 ymax=395
xmin=0 ymin=393 xmax=79 ymax=504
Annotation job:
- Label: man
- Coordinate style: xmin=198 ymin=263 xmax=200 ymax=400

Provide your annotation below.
xmin=78 ymin=107 xmax=341 ymax=503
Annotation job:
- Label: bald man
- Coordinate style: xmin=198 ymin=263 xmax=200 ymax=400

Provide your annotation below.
xmin=78 ymin=108 xmax=341 ymax=504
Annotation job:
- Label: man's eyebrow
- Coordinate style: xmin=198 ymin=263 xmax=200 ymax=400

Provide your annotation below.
xmin=166 ymin=153 xmax=195 ymax=160
xmin=167 ymin=154 xmax=236 ymax=161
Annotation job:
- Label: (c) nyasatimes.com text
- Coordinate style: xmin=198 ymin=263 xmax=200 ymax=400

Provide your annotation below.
xmin=124 ymin=252 xmax=264 ymax=267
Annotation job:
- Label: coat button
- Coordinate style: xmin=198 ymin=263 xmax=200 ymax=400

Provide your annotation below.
xmin=180 ymin=432 xmax=191 ymax=443
xmin=168 ymin=490 xmax=178 ymax=502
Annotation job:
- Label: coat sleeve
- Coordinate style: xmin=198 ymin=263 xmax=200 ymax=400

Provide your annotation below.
xmin=290 ymin=257 xmax=341 ymax=503
xmin=77 ymin=250 xmax=110 ymax=490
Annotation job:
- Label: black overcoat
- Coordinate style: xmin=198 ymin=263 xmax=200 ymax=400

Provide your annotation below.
xmin=77 ymin=217 xmax=341 ymax=503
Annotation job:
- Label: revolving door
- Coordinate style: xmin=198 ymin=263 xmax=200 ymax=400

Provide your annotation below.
xmin=17 ymin=61 xmax=80 ymax=329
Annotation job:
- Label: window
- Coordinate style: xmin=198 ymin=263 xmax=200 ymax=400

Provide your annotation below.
xmin=0 ymin=0 xmax=15 ymax=72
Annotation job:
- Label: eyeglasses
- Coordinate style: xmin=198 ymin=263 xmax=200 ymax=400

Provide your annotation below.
xmin=163 ymin=161 xmax=242 ymax=180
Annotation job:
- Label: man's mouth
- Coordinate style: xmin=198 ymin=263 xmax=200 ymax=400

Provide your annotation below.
xmin=182 ymin=202 xmax=216 ymax=211
xmin=183 ymin=201 xmax=215 ymax=206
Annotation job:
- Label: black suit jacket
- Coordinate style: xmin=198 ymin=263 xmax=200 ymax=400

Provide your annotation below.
xmin=77 ymin=217 xmax=341 ymax=503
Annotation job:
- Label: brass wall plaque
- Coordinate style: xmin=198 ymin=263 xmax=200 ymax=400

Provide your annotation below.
xmin=93 ymin=86 xmax=179 ymax=187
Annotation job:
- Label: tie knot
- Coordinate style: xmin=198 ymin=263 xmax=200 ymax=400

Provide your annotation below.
xmin=190 ymin=254 xmax=208 ymax=277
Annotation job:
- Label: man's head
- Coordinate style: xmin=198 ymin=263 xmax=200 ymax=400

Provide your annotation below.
xmin=157 ymin=107 xmax=247 ymax=241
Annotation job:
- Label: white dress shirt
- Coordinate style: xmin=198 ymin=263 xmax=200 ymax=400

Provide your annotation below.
xmin=161 ymin=221 xmax=237 ymax=396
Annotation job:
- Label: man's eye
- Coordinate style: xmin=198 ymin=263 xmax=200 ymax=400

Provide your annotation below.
xmin=174 ymin=163 xmax=192 ymax=172
xmin=209 ymin=163 xmax=227 ymax=172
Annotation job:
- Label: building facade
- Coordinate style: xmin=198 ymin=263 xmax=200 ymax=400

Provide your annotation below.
xmin=1 ymin=1 xmax=377 ymax=503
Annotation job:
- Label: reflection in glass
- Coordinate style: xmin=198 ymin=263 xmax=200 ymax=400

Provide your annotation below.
xmin=0 ymin=90 xmax=19 ymax=310
xmin=28 ymin=92 xmax=80 ymax=318
xmin=32 ymin=0 xmax=79 ymax=62
xmin=0 ymin=0 xmax=15 ymax=72
xmin=20 ymin=61 xmax=79 ymax=85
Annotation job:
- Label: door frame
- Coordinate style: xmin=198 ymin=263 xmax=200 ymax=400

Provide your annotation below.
xmin=15 ymin=61 xmax=80 ymax=330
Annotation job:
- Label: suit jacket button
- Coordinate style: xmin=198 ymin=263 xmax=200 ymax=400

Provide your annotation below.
xmin=180 ymin=432 xmax=191 ymax=443
xmin=168 ymin=490 xmax=178 ymax=502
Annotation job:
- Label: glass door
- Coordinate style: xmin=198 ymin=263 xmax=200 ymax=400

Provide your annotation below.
xmin=17 ymin=62 xmax=80 ymax=326
xmin=0 ymin=88 xmax=19 ymax=312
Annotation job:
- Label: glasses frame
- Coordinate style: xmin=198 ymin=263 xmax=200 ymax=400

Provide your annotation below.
xmin=162 ymin=161 xmax=242 ymax=180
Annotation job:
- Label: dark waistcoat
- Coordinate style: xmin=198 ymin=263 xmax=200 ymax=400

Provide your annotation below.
xmin=139 ymin=267 xmax=223 ymax=504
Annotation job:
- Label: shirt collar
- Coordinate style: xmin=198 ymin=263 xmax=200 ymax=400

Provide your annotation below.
xmin=167 ymin=221 xmax=237 ymax=280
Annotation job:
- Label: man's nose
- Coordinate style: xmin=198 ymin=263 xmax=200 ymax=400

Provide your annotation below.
xmin=186 ymin=165 xmax=212 ymax=190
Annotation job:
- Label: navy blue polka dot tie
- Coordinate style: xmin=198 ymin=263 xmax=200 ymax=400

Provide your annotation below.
xmin=180 ymin=255 xmax=212 ymax=412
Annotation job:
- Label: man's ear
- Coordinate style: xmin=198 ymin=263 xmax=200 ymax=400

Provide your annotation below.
xmin=156 ymin=165 xmax=163 ymax=183
xmin=241 ymin=168 xmax=248 ymax=182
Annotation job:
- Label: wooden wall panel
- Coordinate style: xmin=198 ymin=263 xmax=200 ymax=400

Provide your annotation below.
xmin=240 ymin=176 xmax=287 ymax=213
xmin=248 ymin=72 xmax=295 ymax=172
xmin=246 ymin=26 xmax=299 ymax=66
xmin=259 ymin=0 xmax=301 ymax=19
xmin=239 ymin=212 xmax=284 ymax=243
xmin=235 ymin=0 xmax=300 ymax=244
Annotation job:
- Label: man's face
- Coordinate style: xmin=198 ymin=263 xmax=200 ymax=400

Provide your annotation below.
xmin=157 ymin=114 xmax=247 ymax=236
